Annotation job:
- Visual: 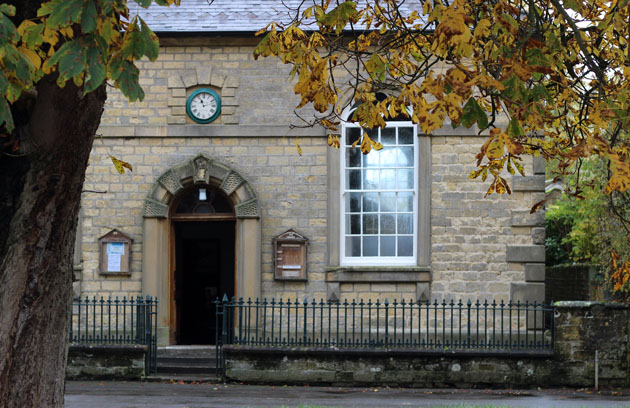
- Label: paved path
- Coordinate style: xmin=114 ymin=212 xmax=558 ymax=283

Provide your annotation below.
xmin=65 ymin=381 xmax=630 ymax=407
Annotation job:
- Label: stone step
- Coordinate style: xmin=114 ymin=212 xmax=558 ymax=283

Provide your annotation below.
xmin=157 ymin=356 xmax=217 ymax=365
xmin=156 ymin=364 xmax=217 ymax=375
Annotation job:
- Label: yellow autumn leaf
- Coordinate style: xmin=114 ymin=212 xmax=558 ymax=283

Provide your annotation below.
xmin=109 ymin=155 xmax=133 ymax=174
xmin=295 ymin=138 xmax=302 ymax=156
xmin=19 ymin=46 xmax=41 ymax=69
xmin=486 ymin=137 xmax=505 ymax=160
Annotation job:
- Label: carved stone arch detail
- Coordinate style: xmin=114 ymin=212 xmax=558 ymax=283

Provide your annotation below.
xmin=143 ymin=153 xmax=258 ymax=219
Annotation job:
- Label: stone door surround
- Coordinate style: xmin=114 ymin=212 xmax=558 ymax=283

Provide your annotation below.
xmin=142 ymin=153 xmax=261 ymax=345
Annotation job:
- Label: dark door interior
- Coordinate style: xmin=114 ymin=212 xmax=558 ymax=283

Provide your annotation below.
xmin=174 ymin=221 xmax=235 ymax=344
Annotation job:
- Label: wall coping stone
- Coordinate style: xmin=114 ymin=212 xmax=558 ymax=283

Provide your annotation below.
xmin=224 ymin=345 xmax=553 ymax=359
xmin=69 ymin=344 xmax=147 ymax=353
xmin=554 ymin=301 xmax=630 ymax=309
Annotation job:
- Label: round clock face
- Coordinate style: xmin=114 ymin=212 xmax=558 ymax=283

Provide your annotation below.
xmin=186 ymin=89 xmax=221 ymax=124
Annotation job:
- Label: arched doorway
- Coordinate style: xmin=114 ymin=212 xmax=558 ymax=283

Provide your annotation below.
xmin=171 ymin=185 xmax=235 ymax=344
xmin=142 ymin=154 xmax=261 ymax=346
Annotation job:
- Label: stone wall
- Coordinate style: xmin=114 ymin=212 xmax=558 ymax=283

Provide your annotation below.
xmin=66 ymin=344 xmax=146 ymax=380
xmin=224 ymin=302 xmax=630 ymax=388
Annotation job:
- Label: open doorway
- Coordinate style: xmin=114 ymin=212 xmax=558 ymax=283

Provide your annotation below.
xmin=173 ymin=221 xmax=235 ymax=344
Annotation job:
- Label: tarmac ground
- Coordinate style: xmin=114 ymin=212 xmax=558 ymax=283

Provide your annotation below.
xmin=64 ymin=380 xmax=630 ymax=408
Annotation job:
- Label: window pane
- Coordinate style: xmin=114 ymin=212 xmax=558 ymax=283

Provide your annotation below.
xmin=364 ymin=149 xmax=380 ymax=168
xmin=347 ymin=192 xmax=361 ymax=212
xmin=379 ymin=169 xmax=395 ymax=189
xmin=381 ymin=192 xmax=396 ymax=212
xmin=346 ymin=236 xmax=361 ymax=257
xmin=399 ymin=127 xmax=414 ymax=144
xmin=346 ymin=127 xmax=361 ymax=146
xmin=396 ymin=168 xmax=414 ymax=189
xmin=381 ymin=236 xmax=395 ymax=256
xmin=347 ymin=169 xmax=361 ymax=189
xmin=363 ymin=214 xmax=378 ymax=234
xmin=397 ymin=192 xmax=413 ymax=212
xmin=379 ymin=147 xmax=398 ymax=167
xmin=364 ymin=169 xmax=378 ymax=190
xmin=397 ymin=236 xmax=413 ymax=256
xmin=397 ymin=147 xmax=414 ymax=166
xmin=381 ymin=127 xmax=396 ymax=145
xmin=349 ymin=214 xmax=361 ymax=234
xmin=397 ymin=214 xmax=413 ymax=234
xmin=363 ymin=193 xmax=378 ymax=212
xmin=363 ymin=236 xmax=378 ymax=256
xmin=347 ymin=148 xmax=361 ymax=168
xmin=380 ymin=214 xmax=396 ymax=234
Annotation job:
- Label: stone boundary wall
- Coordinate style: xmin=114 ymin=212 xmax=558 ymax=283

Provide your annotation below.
xmin=66 ymin=344 xmax=146 ymax=380
xmin=224 ymin=302 xmax=630 ymax=388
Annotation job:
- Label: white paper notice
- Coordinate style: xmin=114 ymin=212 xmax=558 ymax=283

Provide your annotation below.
xmin=108 ymin=254 xmax=121 ymax=272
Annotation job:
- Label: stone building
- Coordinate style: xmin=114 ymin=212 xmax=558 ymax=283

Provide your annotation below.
xmin=75 ymin=1 xmax=546 ymax=345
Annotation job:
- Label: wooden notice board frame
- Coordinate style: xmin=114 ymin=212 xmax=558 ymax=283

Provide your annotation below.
xmin=273 ymin=229 xmax=308 ymax=281
xmin=98 ymin=229 xmax=132 ymax=276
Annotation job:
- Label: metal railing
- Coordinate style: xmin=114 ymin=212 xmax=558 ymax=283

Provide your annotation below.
xmin=216 ymin=296 xmax=553 ymax=374
xmin=69 ymin=295 xmax=158 ymax=374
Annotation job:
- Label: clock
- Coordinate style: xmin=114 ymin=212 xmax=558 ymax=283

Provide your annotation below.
xmin=186 ymin=88 xmax=221 ymax=124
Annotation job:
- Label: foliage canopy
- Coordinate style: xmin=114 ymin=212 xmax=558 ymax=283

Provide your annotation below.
xmin=0 ymin=0 xmax=179 ymax=137
xmin=254 ymin=0 xmax=630 ymax=200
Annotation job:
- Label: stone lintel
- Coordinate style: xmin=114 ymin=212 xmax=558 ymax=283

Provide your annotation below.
xmin=512 ymin=176 xmax=545 ymax=192
xmin=506 ymin=245 xmax=545 ymax=263
xmin=326 ymin=266 xmax=431 ymax=283
xmin=511 ymin=210 xmax=545 ymax=227
xmin=524 ymin=263 xmax=545 ymax=282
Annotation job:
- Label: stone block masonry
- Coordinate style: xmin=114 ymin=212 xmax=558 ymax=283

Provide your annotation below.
xmin=224 ymin=302 xmax=630 ymax=388
xmin=80 ymin=35 xmax=547 ymax=308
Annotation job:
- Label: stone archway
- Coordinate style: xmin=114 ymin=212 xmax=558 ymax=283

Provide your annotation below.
xmin=142 ymin=153 xmax=261 ymax=345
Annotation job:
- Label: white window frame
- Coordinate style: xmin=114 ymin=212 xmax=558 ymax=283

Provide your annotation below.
xmin=340 ymin=120 xmax=419 ymax=266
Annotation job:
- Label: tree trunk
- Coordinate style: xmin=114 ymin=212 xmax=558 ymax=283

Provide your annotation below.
xmin=0 ymin=76 xmax=106 ymax=407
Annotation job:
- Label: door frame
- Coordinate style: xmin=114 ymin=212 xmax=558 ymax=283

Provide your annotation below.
xmin=141 ymin=154 xmax=261 ymax=346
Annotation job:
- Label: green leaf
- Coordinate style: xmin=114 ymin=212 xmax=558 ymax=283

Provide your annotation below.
xmin=531 ymin=83 xmax=554 ymax=104
xmin=6 ymin=81 xmax=22 ymax=102
xmin=139 ymin=18 xmax=159 ymax=61
xmin=47 ymin=0 xmax=83 ymax=29
xmin=0 ymin=70 xmax=7 ymax=95
xmin=23 ymin=23 xmax=45 ymax=48
xmin=120 ymin=20 xmax=144 ymax=60
xmin=0 ymin=4 xmax=15 ymax=16
xmin=508 ymin=117 xmax=524 ymax=138
xmin=317 ymin=1 xmax=357 ymax=35
xmin=501 ymin=74 xmax=525 ymax=102
xmin=37 ymin=0 xmax=62 ymax=17
xmin=83 ymin=46 xmax=105 ymax=93
xmin=56 ymin=41 xmax=86 ymax=81
xmin=81 ymin=0 xmax=98 ymax=33
xmin=0 ymin=12 xmax=18 ymax=45
xmin=460 ymin=97 xmax=488 ymax=129
xmin=136 ymin=0 xmax=152 ymax=7
xmin=115 ymin=60 xmax=144 ymax=101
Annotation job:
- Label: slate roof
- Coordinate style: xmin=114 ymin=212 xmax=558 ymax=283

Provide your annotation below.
xmin=131 ymin=0 xmax=421 ymax=33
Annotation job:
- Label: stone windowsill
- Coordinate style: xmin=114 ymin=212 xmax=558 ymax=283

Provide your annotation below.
xmin=326 ymin=266 xmax=431 ymax=283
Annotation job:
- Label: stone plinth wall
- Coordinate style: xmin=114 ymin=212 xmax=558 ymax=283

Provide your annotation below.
xmin=224 ymin=302 xmax=630 ymax=388
xmin=66 ymin=344 xmax=146 ymax=380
